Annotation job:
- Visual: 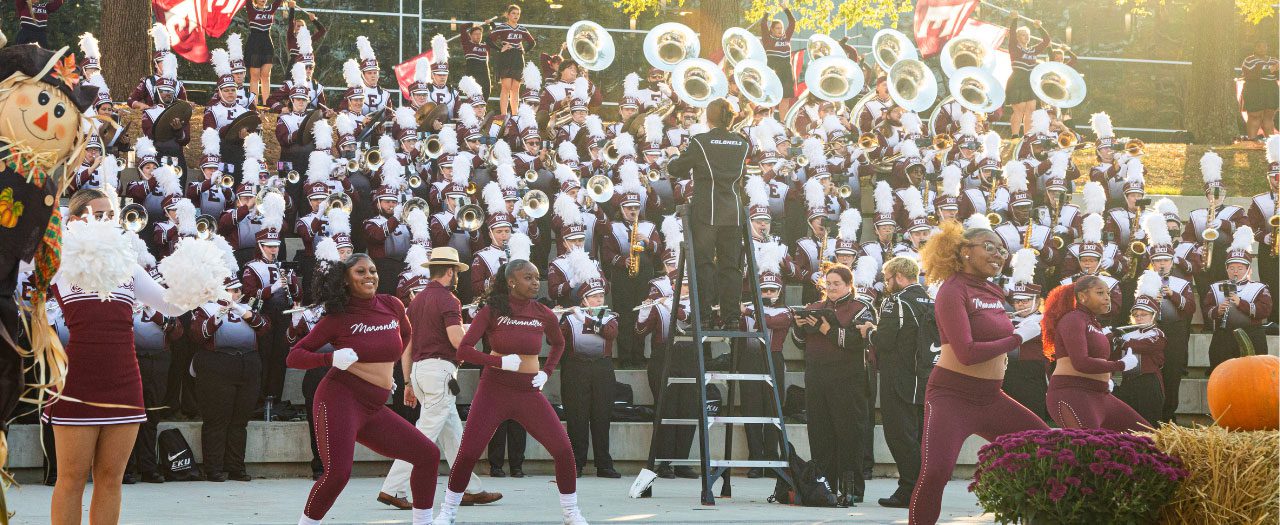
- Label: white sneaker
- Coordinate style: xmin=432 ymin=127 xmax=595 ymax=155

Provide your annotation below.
xmin=430 ymin=508 xmax=456 ymax=525
xmin=563 ymin=508 xmax=589 ymax=525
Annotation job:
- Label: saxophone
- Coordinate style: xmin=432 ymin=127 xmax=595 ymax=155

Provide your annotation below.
xmin=627 ymin=216 xmax=644 ymax=277
xmin=1270 ymin=191 xmax=1279 ymax=257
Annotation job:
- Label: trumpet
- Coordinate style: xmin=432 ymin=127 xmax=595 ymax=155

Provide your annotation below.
xmin=346 ymin=156 xmax=362 ymax=173
xmin=324 ymin=192 xmax=353 ymax=214
xmin=837 ymin=185 xmax=853 ymax=199
xmin=586 ymin=174 xmax=614 ymax=203
xmin=408 ymin=174 xmax=424 ymax=189
xmin=218 ymin=172 xmax=236 ymax=189
xmin=364 ymin=148 xmax=384 ymax=171
xmin=465 ymin=181 xmax=478 ymax=195
xmin=933 ymin=134 xmax=954 ymax=152
xmin=857 ymin=132 xmax=878 ymax=151
xmin=195 ymin=214 xmax=217 ymax=240
xmin=285 ymin=169 xmax=301 ymax=184
xmin=1124 ymin=138 xmax=1146 ymax=157
xmin=121 ymin=203 xmax=148 ymax=233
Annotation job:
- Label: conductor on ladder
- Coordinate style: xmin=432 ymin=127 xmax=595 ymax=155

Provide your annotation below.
xmin=666 ymin=98 xmax=751 ymax=329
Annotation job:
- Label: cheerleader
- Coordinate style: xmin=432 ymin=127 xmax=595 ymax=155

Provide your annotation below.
xmin=1004 ymin=11 xmax=1052 ymax=138
xmin=909 ymin=222 xmax=1048 ymax=525
xmin=1241 ymin=42 xmax=1279 ymax=140
xmin=288 ymin=254 xmax=441 ymax=525
xmin=1113 ymin=271 xmax=1169 ymax=425
xmin=244 ymin=0 xmax=288 ymax=102
xmin=45 ymin=189 xmax=211 ymax=524
xmin=432 ymin=260 xmax=586 ymax=525
xmin=1041 ymin=277 xmax=1145 ymax=432
xmin=488 ymin=5 xmax=536 ymax=115
xmin=459 ymin=17 xmax=499 ymax=102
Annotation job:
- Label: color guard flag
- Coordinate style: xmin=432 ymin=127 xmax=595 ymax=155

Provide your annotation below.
xmin=152 ymin=0 xmax=247 ymax=63
xmin=913 ymin=0 xmax=980 ymax=58
xmin=394 ymin=51 xmax=435 ymax=100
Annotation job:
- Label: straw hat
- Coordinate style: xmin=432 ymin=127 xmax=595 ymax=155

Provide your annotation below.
xmin=420 ymin=246 xmax=470 ymax=271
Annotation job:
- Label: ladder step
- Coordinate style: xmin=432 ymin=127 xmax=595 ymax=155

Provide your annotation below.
xmin=655 ymin=459 xmax=790 ymax=468
xmin=667 ymin=373 xmax=774 ymax=385
xmin=673 ymin=330 xmax=767 ymax=343
xmin=661 ymin=416 xmax=783 ymax=426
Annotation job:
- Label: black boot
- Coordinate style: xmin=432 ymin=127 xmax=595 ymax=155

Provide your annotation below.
xmin=878 ymin=486 xmax=912 ymax=508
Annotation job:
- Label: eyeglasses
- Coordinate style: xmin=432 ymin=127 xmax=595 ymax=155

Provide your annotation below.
xmin=970 ymin=240 xmax=1009 ymax=258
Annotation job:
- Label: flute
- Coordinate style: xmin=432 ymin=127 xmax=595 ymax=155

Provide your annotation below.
xmin=631 ymin=295 xmax=692 ymax=311
xmin=551 ymin=305 xmax=610 ymax=315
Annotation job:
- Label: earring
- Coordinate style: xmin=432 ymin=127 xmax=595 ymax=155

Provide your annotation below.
xmin=965 ymin=255 xmax=970 ymax=259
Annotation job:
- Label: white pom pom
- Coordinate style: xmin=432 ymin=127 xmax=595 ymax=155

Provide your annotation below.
xmin=159 ymin=238 xmax=233 ymax=310
xmin=61 ymin=219 xmax=139 ymax=299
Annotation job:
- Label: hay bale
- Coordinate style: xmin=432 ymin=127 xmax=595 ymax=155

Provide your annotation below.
xmin=1139 ymin=425 xmax=1279 ymax=524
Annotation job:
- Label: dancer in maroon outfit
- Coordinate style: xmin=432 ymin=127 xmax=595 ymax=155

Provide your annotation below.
xmin=288 ymin=254 xmax=441 ymax=525
xmin=432 ymin=260 xmax=588 ymax=525
xmin=909 ymin=222 xmax=1049 ymax=525
xmin=1042 ymin=276 xmax=1146 ymax=431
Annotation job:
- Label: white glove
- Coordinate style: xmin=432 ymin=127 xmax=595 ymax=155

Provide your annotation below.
xmin=1119 ymin=350 xmax=1139 ymax=372
xmin=1108 ymin=379 xmax=1115 ymax=392
xmin=500 ymin=354 xmax=522 ymax=372
xmin=1012 ymin=316 xmax=1042 ymax=343
xmin=232 ymin=303 xmax=250 ymax=316
xmin=271 ymin=281 xmax=284 ymax=293
xmin=332 ymin=348 xmax=358 ymax=370
xmin=290 ymin=310 xmax=303 ymax=324
xmin=531 ymin=371 xmax=548 ymax=389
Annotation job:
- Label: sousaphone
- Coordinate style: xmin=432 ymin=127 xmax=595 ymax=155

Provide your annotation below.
xmin=644 ymin=22 xmax=700 ymax=72
xmin=887 ymin=58 xmax=938 ymax=113
xmin=806 ymin=34 xmax=847 ymax=61
xmin=722 ymin=27 xmax=766 ymax=66
xmin=1031 ymin=62 xmax=1087 ymax=108
xmin=804 ymin=56 xmax=864 ymax=103
xmin=939 ymin=36 xmax=992 ymax=79
xmin=734 ymin=59 xmax=783 ymax=108
xmin=568 ymin=20 xmax=616 ymax=71
xmin=870 ymin=28 xmax=918 ymax=73
xmin=672 ymin=58 xmax=729 ymax=108
xmin=152 ymin=99 xmax=192 ymax=143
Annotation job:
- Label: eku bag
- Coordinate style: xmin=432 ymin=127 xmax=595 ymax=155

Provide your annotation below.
xmin=158 ymin=427 xmax=202 ymax=481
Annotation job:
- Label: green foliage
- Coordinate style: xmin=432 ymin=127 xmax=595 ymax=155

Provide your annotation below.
xmin=742 ymin=0 xmax=912 ymax=33
xmin=1117 ymin=0 xmax=1274 ymax=23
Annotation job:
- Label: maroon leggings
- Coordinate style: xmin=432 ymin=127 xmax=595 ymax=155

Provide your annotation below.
xmin=303 ymin=370 xmax=440 ymax=519
xmin=910 ymin=367 xmax=1049 ymax=525
xmin=1046 ymin=375 xmax=1149 ymax=432
xmin=449 ymin=368 xmax=576 ymax=494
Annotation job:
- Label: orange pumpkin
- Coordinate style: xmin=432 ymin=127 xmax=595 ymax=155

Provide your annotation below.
xmin=1207 ymin=340 xmax=1279 ymax=431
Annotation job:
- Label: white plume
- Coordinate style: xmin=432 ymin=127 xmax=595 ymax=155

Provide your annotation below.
xmin=557 ymin=141 xmax=579 ymax=162
xmin=98 ymin=155 xmax=121 ymax=190
xmin=129 ymin=230 xmax=154 ymax=268
xmin=1142 ymin=211 xmax=1171 ymax=247
xmin=623 ymin=72 xmax=640 ymax=98
xmin=838 ymin=208 xmax=861 ymax=241
xmin=335 ymin=112 xmax=357 ymax=136
xmin=802 ymin=137 xmax=826 ymax=166
xmin=822 ymin=115 xmax=845 ymax=136
xmin=326 ymin=207 xmax=351 ymax=235
xmin=902 ymin=187 xmax=926 ymax=219
xmin=395 ymin=106 xmax=417 ymax=130
xmin=453 ymin=151 xmax=474 ymax=188
xmin=431 ymin=33 xmax=449 ymax=65
xmin=979 ymin=131 xmax=1002 ymax=162
xmin=755 ymin=241 xmax=787 ymax=275
xmin=854 ymin=256 xmax=878 ymax=289
xmin=1136 ymin=270 xmax=1162 ymax=300
xmin=79 ymin=32 xmax=101 ymax=60
xmin=1082 ymin=182 xmax=1106 ymax=215
xmin=874 ymin=181 xmax=894 ymax=215
xmin=940 ymin=165 xmax=961 ymax=197
xmin=404 ymin=244 xmax=430 ymax=276
xmin=1200 ymin=150 xmax=1222 ymax=184
xmin=1004 ymin=160 xmax=1028 ymax=193
xmin=160 ymin=53 xmax=177 ymax=81
xmin=306 ymin=151 xmax=332 ymax=184
xmin=150 ymin=22 xmax=170 ymax=53
xmin=661 ymin=214 xmax=683 ymax=250
xmin=295 ymin=25 xmax=312 ymax=56
xmin=644 ymin=114 xmax=664 ymax=144
xmin=1125 ymin=157 xmax=1145 ymax=185
xmin=312 ymin=118 xmax=333 ymax=150
xmin=244 ymin=132 xmax=265 ymax=160
xmin=459 ymin=76 xmax=482 ymax=98
xmin=342 ymin=59 xmax=363 ymax=88
xmin=315 ymin=237 xmax=341 ymax=265
xmin=508 ymin=232 xmax=533 ymax=261
xmin=1268 ymin=134 xmax=1280 ymax=163
xmin=407 ymin=207 xmax=430 ymax=242
xmin=585 ymin=115 xmax=605 ymax=138
xmin=615 ymin=132 xmax=637 ymax=158
xmin=1089 ymin=112 xmax=1114 ymax=139
xmin=291 ymin=61 xmax=308 ymax=86
xmin=356 ymin=35 xmax=376 ymax=61
xmin=1081 ymin=214 xmax=1103 ymax=243
xmin=964 ymin=213 xmax=992 ymax=230
xmin=618 ymin=161 xmax=644 ymax=195
xmin=554 ymin=192 xmax=583 ymax=225
xmin=804 ymin=178 xmax=825 ymax=210
xmin=565 ymin=248 xmax=599 ymax=286
xmin=958 ymin=111 xmax=977 ymax=137
xmin=259 ymin=192 xmax=286 ymax=231
xmin=135 ymin=136 xmax=157 ymax=159
xmin=201 ymin=128 xmax=220 ymax=156
xmin=482 ymin=181 xmax=506 ymax=215
xmin=522 ymin=61 xmax=542 ymax=91
xmin=1230 ymin=226 xmax=1255 ymax=253
xmin=745 ymin=175 xmax=769 ymax=208
xmin=517 ymin=103 xmax=538 ymax=132
xmin=1155 ymin=197 xmax=1178 ymax=218
xmin=155 ymin=165 xmax=181 ymax=196
xmin=900 ymin=112 xmax=923 ymax=135
xmin=1029 ymin=109 xmax=1050 ymax=135
xmin=495 ymin=163 xmax=518 ymax=190
xmin=227 ymin=33 xmax=243 ymax=62
xmin=438 ymin=125 xmax=458 ymax=154
xmin=491 ymin=140 xmax=513 ymax=166
xmin=1008 ymin=248 xmax=1037 ymax=287
xmin=572 ymin=77 xmax=589 ymax=102
xmin=897 ymin=137 xmax=921 ymax=159
xmin=175 ymin=198 xmax=197 ymax=235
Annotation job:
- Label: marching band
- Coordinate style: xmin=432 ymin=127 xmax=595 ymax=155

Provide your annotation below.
xmin=20 ymin=9 xmax=1278 ymax=525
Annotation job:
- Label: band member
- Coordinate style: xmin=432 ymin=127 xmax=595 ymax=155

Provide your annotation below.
xmin=124 ymin=142 xmax=166 ymax=244
xmin=559 ymin=260 xmax=621 ymax=478
xmin=365 ymin=172 xmax=412 ymax=295
xmin=1139 ymin=213 xmax=1196 ymax=422
xmin=204 ymin=53 xmax=255 ymax=182
xmin=1041 ymin=277 xmax=1145 ymax=431
xmin=1087 ymin=112 xmax=1125 ymax=204
xmin=268 ymin=28 xmax=330 ymax=114
xmin=1112 ymin=271 xmax=1170 ymax=425
xmin=1204 ymin=227 xmax=1273 ymax=371
xmin=218 ymin=182 xmax=265 ymax=265
xmin=191 ymin=277 xmax=269 ymax=481
xmin=139 ymin=54 xmax=190 ymax=173
xmin=738 ymin=244 xmax=793 ymax=479
xmin=288 ymin=254 xmax=441 ymax=525
xmin=146 ymin=167 xmax=184 ymax=257
xmin=187 ymin=129 xmax=233 ymax=217
xmin=429 ymin=180 xmax=482 ymax=302
xmin=459 ymin=17 xmax=497 ymax=102
xmin=126 ymin=254 xmax=183 ymax=485
xmin=489 ymin=5 xmax=536 ymax=115
xmin=856 ymin=77 xmax=894 ymax=134
xmin=910 ymin=221 xmax=1049 ymax=525
xmin=1102 ymin=159 xmax=1148 ymax=250
xmin=243 ymin=0 xmax=287 ymax=102
xmin=433 ymin=260 xmax=587 ymax=525
xmin=1001 ymin=249 xmax=1049 ymax=421
xmin=1005 ymin=11 xmax=1052 ymax=137
xmin=154 ymin=195 xmax=197 ymax=258
xmin=207 ymin=34 xmax=256 ymax=109
xmin=792 ymin=264 xmax=873 ymax=505
xmin=352 ymin=36 xmax=391 ymax=116
xmin=420 ymin=35 xmax=458 ymax=118
xmin=129 ymin=24 xmax=190 ymax=109
xmin=472 ymin=183 xmax=517 ymax=293
xmin=795 ymin=180 xmax=836 ymax=303
xmin=240 ymin=194 xmax=300 ymax=411
xmin=868 ymin=256 xmax=932 ymax=508
xmin=378 ymin=247 xmax=503 ymax=509
xmin=1186 ymin=152 xmax=1247 ymax=293
xmin=993 ymin=165 xmax=1056 ymax=268
xmin=600 ymin=187 xmax=661 ymax=367
xmin=275 ymin=63 xmax=316 ymax=180
xmin=286 ymin=3 xmax=326 ymax=64
xmin=1248 ymin=137 xmax=1279 ymax=324
xmin=44 ymin=190 xmax=208 ymax=524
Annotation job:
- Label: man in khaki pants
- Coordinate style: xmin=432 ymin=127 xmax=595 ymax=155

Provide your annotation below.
xmin=377 ymin=247 xmax=503 ymax=509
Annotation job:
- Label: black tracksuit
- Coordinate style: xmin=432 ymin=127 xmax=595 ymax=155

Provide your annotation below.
xmin=869 ymin=284 xmax=934 ymax=497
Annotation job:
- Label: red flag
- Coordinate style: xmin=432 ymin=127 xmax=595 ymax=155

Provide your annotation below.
xmin=913 ymin=0 xmax=979 ymax=58
xmin=152 ymin=0 xmax=247 ymax=63
xmin=394 ymin=51 xmax=433 ymax=100
xmin=792 ymin=50 xmax=807 ymax=97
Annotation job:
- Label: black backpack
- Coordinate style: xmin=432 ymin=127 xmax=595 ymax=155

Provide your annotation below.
xmin=783 ymin=385 xmax=807 ymax=423
xmin=767 ymin=444 xmax=837 ymax=507
xmin=158 ymin=428 xmax=202 ymax=481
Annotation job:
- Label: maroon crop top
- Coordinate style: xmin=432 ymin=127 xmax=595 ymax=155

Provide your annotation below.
xmin=1052 ymin=307 xmax=1123 ymax=374
xmin=934 ymin=272 xmax=1022 ymax=365
xmin=287 ymin=294 xmax=411 ymax=369
xmin=457 ymin=298 xmax=566 ymax=374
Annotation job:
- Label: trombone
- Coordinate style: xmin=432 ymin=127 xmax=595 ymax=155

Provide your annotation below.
xmin=324 ymin=192 xmax=353 ymax=214
xmin=456 ymin=201 xmax=486 ymax=231
xmin=400 ymin=197 xmax=428 ymax=222
xmin=364 ymin=148 xmax=384 ymax=171
xmin=422 ymin=134 xmax=445 ymax=159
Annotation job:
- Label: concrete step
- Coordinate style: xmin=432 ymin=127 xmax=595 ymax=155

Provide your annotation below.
xmin=5 ymin=420 xmax=985 ymax=473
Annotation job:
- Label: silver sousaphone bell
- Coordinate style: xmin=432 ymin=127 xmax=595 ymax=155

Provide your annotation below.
xmin=948 ymin=66 xmax=1005 ymax=113
xmin=804 ymin=55 xmax=865 ymax=103
xmin=940 ymin=36 xmax=993 ymax=79
xmin=521 ymin=189 xmax=549 ymax=219
xmin=734 ymin=59 xmax=783 ymax=108
xmin=806 ymin=34 xmax=847 ymax=61
xmin=722 ymin=27 xmax=766 ymax=66
xmin=586 ymin=174 xmax=614 ymax=203
xmin=1031 ymin=62 xmax=1087 ymax=108
xmin=888 ymin=58 xmax=938 ymax=113
xmin=871 ymin=28 xmax=918 ymax=72
xmin=672 ymin=58 xmax=729 ymax=108
xmin=644 ymin=22 xmax=700 ymax=72
xmin=567 ymin=20 xmax=616 ymax=71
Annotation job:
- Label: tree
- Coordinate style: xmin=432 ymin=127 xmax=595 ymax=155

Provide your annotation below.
xmin=745 ymin=0 xmax=912 ymax=34
xmin=98 ymin=0 xmax=155 ymax=99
